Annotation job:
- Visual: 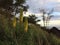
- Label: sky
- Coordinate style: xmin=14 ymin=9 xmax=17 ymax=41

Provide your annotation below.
xmin=25 ymin=0 xmax=60 ymax=29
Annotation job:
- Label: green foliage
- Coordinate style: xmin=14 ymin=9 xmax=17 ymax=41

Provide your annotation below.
xmin=20 ymin=9 xmax=23 ymax=24
xmin=0 ymin=0 xmax=25 ymax=8
xmin=23 ymin=15 xmax=40 ymax=24
xmin=16 ymin=0 xmax=25 ymax=4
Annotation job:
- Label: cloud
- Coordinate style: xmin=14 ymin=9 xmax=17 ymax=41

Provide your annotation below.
xmin=25 ymin=0 xmax=60 ymax=29
xmin=37 ymin=19 xmax=60 ymax=27
xmin=26 ymin=0 xmax=60 ymax=13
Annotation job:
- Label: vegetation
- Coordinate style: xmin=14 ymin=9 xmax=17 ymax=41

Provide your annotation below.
xmin=46 ymin=9 xmax=54 ymax=27
xmin=0 ymin=0 xmax=60 ymax=45
xmin=0 ymin=20 xmax=60 ymax=45
xmin=0 ymin=9 xmax=60 ymax=45
xmin=40 ymin=9 xmax=46 ymax=27
xmin=40 ymin=8 xmax=54 ymax=27
xmin=23 ymin=15 xmax=40 ymax=25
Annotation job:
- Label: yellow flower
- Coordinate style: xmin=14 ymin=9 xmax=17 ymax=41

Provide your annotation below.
xmin=24 ymin=17 xmax=28 ymax=32
xmin=13 ymin=16 xmax=16 ymax=27
xmin=20 ymin=9 xmax=23 ymax=24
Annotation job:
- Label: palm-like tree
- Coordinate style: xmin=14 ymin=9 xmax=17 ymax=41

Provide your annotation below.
xmin=40 ymin=9 xmax=46 ymax=27
xmin=46 ymin=9 xmax=54 ymax=27
xmin=40 ymin=8 xmax=54 ymax=28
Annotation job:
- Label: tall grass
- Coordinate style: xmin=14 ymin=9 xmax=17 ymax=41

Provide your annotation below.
xmin=0 ymin=9 xmax=60 ymax=45
xmin=0 ymin=20 xmax=60 ymax=45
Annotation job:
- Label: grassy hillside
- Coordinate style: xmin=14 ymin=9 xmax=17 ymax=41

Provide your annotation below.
xmin=0 ymin=23 xmax=60 ymax=45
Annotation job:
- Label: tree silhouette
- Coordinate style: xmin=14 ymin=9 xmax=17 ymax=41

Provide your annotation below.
xmin=40 ymin=8 xmax=54 ymax=27
xmin=0 ymin=0 xmax=28 ymax=17
xmin=23 ymin=15 xmax=40 ymax=25
xmin=40 ymin=9 xmax=46 ymax=27
xmin=46 ymin=9 xmax=54 ymax=27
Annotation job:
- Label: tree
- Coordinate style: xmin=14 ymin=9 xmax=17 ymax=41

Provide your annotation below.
xmin=0 ymin=0 xmax=26 ymax=19
xmin=0 ymin=0 xmax=28 ymax=17
xmin=40 ymin=9 xmax=46 ymax=27
xmin=40 ymin=8 xmax=54 ymax=27
xmin=46 ymin=9 xmax=54 ymax=27
xmin=0 ymin=0 xmax=25 ymax=9
xmin=0 ymin=0 xmax=28 ymax=27
xmin=23 ymin=15 xmax=40 ymax=25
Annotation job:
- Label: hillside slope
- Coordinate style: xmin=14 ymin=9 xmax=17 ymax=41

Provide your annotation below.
xmin=0 ymin=24 xmax=60 ymax=45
